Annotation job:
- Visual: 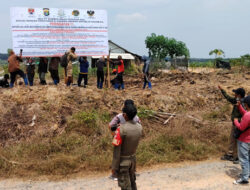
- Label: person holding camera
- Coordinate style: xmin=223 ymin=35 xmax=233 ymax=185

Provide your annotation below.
xmin=218 ymin=86 xmax=245 ymax=163
xmin=233 ymin=96 xmax=250 ymax=185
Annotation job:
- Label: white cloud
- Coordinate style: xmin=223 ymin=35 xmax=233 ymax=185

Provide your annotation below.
xmin=116 ymin=13 xmax=146 ymax=23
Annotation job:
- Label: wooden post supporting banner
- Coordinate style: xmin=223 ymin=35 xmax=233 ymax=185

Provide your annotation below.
xmin=107 ymin=54 xmax=111 ymax=88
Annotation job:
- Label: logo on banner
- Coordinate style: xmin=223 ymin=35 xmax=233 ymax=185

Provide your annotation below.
xmin=58 ymin=9 xmax=65 ymax=17
xmin=72 ymin=10 xmax=80 ymax=16
xmin=87 ymin=10 xmax=95 ymax=17
xmin=43 ymin=8 xmax=50 ymax=16
xmin=28 ymin=8 xmax=35 ymax=15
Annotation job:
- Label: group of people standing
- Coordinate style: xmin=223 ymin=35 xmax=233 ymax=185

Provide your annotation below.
xmin=1 ymin=47 xmax=154 ymax=91
xmin=219 ymin=86 xmax=250 ymax=185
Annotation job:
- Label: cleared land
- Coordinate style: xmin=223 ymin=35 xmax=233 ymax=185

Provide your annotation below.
xmin=0 ymin=67 xmax=249 ymax=179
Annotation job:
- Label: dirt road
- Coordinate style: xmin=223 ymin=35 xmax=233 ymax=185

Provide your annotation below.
xmin=0 ymin=160 xmax=249 ymax=190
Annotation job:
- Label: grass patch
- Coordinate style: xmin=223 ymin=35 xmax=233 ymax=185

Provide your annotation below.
xmin=137 ymin=106 xmax=155 ymax=118
xmin=203 ymin=104 xmax=230 ymax=120
xmin=137 ymin=135 xmax=214 ymax=165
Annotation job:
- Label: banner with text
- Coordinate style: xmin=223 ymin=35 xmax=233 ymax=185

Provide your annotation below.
xmin=10 ymin=7 xmax=108 ymax=57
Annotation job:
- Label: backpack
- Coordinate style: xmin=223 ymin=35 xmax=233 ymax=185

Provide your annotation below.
xmin=61 ymin=52 xmax=68 ymax=68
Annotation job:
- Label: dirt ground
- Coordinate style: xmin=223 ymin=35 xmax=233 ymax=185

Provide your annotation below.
xmin=0 ymin=67 xmax=250 ymax=182
xmin=0 ymin=160 xmax=249 ymax=190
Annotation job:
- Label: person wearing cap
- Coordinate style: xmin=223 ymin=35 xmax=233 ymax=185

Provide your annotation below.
xmin=218 ymin=86 xmax=246 ymax=162
xmin=233 ymin=96 xmax=250 ymax=185
xmin=112 ymin=103 xmax=142 ymax=190
xmin=66 ymin=47 xmax=77 ymax=86
xmin=109 ymin=99 xmax=141 ymax=181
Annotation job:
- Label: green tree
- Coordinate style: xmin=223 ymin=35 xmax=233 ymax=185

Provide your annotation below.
xmin=145 ymin=33 xmax=168 ymax=60
xmin=145 ymin=33 xmax=189 ymax=60
xmin=209 ymin=49 xmax=225 ymax=58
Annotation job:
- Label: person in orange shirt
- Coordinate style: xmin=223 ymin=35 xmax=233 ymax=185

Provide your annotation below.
xmin=7 ymin=49 xmax=28 ymax=87
xmin=111 ymin=55 xmax=125 ymax=90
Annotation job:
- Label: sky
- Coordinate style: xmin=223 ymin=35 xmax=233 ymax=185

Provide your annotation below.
xmin=1 ymin=0 xmax=250 ymax=58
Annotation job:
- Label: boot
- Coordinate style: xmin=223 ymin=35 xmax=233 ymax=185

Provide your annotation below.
xmin=143 ymin=82 xmax=147 ymax=89
xmin=54 ymin=80 xmax=58 ymax=85
xmin=97 ymin=82 xmax=100 ymax=89
xmin=148 ymin=82 xmax=152 ymax=89
xmin=10 ymin=83 xmax=14 ymax=88
xmin=100 ymin=82 xmax=103 ymax=89
xmin=29 ymin=82 xmax=33 ymax=86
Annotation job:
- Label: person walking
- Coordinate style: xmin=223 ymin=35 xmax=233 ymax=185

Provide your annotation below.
xmin=142 ymin=56 xmax=152 ymax=90
xmin=219 ymin=86 xmax=245 ymax=163
xmin=8 ymin=49 xmax=28 ymax=87
xmin=112 ymin=103 xmax=142 ymax=190
xmin=49 ymin=57 xmax=61 ymax=85
xmin=233 ymin=96 xmax=250 ymax=185
xmin=66 ymin=47 xmax=77 ymax=86
xmin=96 ymin=57 xmax=106 ymax=89
xmin=38 ymin=57 xmax=48 ymax=85
xmin=26 ymin=57 xmax=35 ymax=86
xmin=78 ymin=56 xmax=89 ymax=88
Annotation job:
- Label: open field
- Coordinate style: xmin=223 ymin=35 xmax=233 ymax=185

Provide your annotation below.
xmin=0 ymin=67 xmax=249 ymax=179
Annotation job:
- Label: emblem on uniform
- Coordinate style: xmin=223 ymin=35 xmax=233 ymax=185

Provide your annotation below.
xmin=112 ymin=128 xmax=122 ymax=146
xmin=28 ymin=8 xmax=35 ymax=15
xmin=87 ymin=10 xmax=95 ymax=17
xmin=72 ymin=10 xmax=80 ymax=16
xmin=43 ymin=8 xmax=50 ymax=16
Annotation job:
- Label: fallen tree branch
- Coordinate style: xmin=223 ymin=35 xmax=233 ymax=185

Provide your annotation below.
xmin=164 ymin=114 xmax=176 ymax=125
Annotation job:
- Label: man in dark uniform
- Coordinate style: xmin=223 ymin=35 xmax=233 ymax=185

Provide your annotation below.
xmin=112 ymin=104 xmax=143 ymax=190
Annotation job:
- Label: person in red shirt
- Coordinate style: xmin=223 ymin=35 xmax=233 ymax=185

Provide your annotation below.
xmin=111 ymin=55 xmax=124 ymax=90
xmin=233 ymin=96 xmax=250 ymax=185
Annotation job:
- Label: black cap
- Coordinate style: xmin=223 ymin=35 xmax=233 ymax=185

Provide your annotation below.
xmin=233 ymin=88 xmax=245 ymax=98
xmin=243 ymin=96 xmax=250 ymax=107
xmin=124 ymin=99 xmax=134 ymax=106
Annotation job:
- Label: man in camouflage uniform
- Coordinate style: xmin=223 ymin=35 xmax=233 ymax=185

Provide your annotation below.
xmin=112 ymin=104 xmax=143 ymax=190
xmin=219 ymin=86 xmax=245 ymax=162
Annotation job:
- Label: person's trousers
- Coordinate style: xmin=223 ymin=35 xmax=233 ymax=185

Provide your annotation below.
xmin=39 ymin=72 xmax=46 ymax=85
xmin=10 ymin=69 xmax=28 ymax=86
xmin=117 ymin=72 xmax=124 ymax=89
xmin=237 ymin=140 xmax=250 ymax=181
xmin=27 ymin=73 xmax=34 ymax=86
xmin=118 ymin=157 xmax=137 ymax=190
xmin=143 ymin=73 xmax=152 ymax=89
xmin=49 ymin=69 xmax=60 ymax=85
xmin=97 ymin=70 xmax=104 ymax=89
xmin=228 ymin=124 xmax=238 ymax=159
xmin=78 ymin=73 xmax=88 ymax=86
